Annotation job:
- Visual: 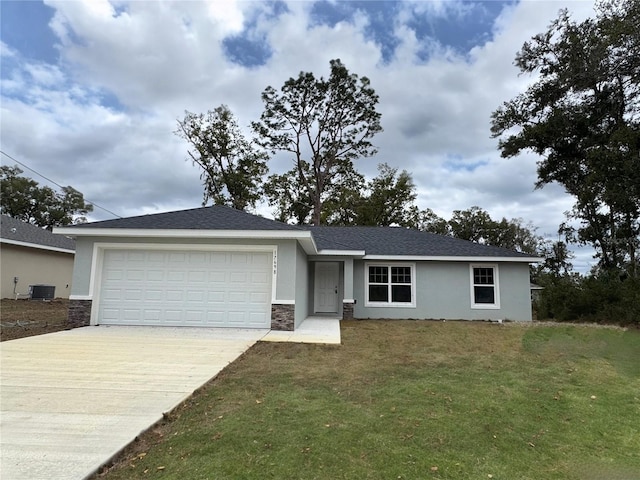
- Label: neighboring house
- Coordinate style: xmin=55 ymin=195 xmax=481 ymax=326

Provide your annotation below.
xmin=0 ymin=215 xmax=76 ymax=299
xmin=530 ymin=283 xmax=544 ymax=303
xmin=56 ymin=206 xmax=541 ymax=330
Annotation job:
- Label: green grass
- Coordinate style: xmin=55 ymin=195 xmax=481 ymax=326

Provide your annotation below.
xmin=96 ymin=321 xmax=640 ymax=480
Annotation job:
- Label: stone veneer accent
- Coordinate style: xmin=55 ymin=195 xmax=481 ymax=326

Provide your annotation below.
xmin=342 ymin=301 xmax=355 ymax=320
xmin=271 ymin=303 xmax=295 ymax=331
xmin=68 ymin=299 xmax=92 ymax=328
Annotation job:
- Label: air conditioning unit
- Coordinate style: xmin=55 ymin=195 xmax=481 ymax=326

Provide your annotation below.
xmin=29 ymin=285 xmax=56 ymax=300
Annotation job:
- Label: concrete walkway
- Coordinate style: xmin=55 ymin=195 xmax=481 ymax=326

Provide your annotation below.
xmin=262 ymin=317 xmax=341 ymax=344
xmin=0 ymin=326 xmax=267 ymax=480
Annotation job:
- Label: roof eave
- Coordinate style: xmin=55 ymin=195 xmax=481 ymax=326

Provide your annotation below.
xmin=0 ymin=238 xmax=75 ymax=254
xmin=317 ymin=249 xmax=366 ymax=257
xmin=363 ymin=254 xmax=543 ymax=263
xmin=53 ymin=227 xmax=320 ymax=254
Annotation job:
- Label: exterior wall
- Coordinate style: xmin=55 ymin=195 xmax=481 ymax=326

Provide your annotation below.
xmin=69 ymin=236 xmax=299 ymax=301
xmin=294 ymin=243 xmax=309 ymax=328
xmin=0 ymin=243 xmax=74 ymax=299
xmin=353 ymin=260 xmax=533 ymax=321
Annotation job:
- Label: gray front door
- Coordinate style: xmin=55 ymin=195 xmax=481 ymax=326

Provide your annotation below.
xmin=314 ymin=262 xmax=339 ymax=313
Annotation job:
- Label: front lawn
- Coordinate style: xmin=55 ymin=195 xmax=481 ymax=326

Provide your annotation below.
xmin=95 ymin=320 xmax=640 ymax=480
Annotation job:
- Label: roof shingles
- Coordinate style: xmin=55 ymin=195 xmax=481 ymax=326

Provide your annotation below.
xmin=64 ymin=206 xmax=536 ymax=259
xmin=1 ymin=215 xmax=75 ymax=251
xmin=308 ymin=226 xmax=534 ymax=258
xmin=72 ymin=205 xmax=303 ymax=231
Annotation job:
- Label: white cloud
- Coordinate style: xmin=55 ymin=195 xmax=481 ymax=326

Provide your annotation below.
xmin=2 ymin=0 xmax=601 ymax=271
xmin=204 ymin=0 xmax=245 ymax=35
xmin=1 ymin=41 xmax=17 ymax=58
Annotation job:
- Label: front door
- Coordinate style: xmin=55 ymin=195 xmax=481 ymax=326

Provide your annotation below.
xmin=314 ymin=262 xmax=339 ymax=313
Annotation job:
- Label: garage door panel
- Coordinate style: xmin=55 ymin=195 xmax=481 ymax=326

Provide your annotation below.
xmin=123 ymin=309 xmax=141 ymax=321
xmin=228 ymin=291 xmax=246 ymax=303
xmin=231 ymin=253 xmax=248 ymax=264
xmin=145 ymin=290 xmax=163 ymax=301
xmin=188 ymin=271 xmax=207 ymax=282
xmin=251 ymin=292 xmax=269 ymax=303
xmin=143 ymin=309 xmax=161 ymax=321
xmin=98 ymin=249 xmax=272 ymax=328
xmin=102 ymin=288 xmax=124 ymax=300
xmin=186 ymin=290 xmax=205 ymax=302
xmin=188 ymin=252 xmax=207 ymax=263
xmin=169 ymin=252 xmax=186 ymax=262
xmin=208 ymin=272 xmax=226 ymax=282
xmin=148 ymin=252 xmax=166 ymax=262
xmin=184 ymin=310 xmax=203 ymax=322
xmin=227 ymin=311 xmax=246 ymax=324
xmin=164 ymin=290 xmax=183 ymax=301
xmin=127 ymin=252 xmax=146 ymax=262
xmin=251 ymin=273 xmax=269 ymax=285
xmin=126 ymin=270 xmax=145 ymax=281
xmin=248 ymin=312 xmax=269 ymax=326
xmin=102 ymin=308 xmax=119 ymax=321
xmin=124 ymin=289 xmax=143 ymax=301
xmin=147 ymin=270 xmax=165 ymax=281
xmin=229 ymin=272 xmax=247 ymax=283
xmin=207 ymin=291 xmax=225 ymax=302
xmin=105 ymin=269 xmax=124 ymax=281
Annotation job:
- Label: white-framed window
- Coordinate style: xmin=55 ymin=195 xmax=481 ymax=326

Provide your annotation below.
xmin=365 ymin=263 xmax=416 ymax=307
xmin=470 ymin=264 xmax=500 ymax=309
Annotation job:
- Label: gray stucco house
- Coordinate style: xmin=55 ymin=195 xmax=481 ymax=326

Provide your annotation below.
xmin=56 ymin=206 xmax=540 ymax=330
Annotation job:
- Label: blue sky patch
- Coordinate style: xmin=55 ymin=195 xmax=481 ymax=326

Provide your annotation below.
xmin=407 ymin=1 xmax=512 ymax=61
xmin=310 ymin=1 xmax=401 ymax=63
xmin=310 ymin=0 xmax=512 ymax=63
xmin=444 ymin=156 xmax=489 ymax=172
xmin=221 ymin=1 xmax=288 ymax=67
xmin=223 ymin=34 xmax=273 ymax=68
xmin=1 ymin=0 xmax=58 ymax=64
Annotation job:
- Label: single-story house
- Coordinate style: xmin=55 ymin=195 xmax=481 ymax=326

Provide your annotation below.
xmin=1 ymin=215 xmax=76 ymax=299
xmin=56 ymin=206 xmax=541 ymax=330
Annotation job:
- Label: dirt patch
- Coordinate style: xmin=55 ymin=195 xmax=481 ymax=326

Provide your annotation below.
xmin=0 ymin=298 xmax=70 ymax=341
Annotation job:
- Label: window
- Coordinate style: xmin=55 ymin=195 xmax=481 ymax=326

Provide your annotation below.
xmin=470 ymin=264 xmax=500 ymax=309
xmin=366 ymin=264 xmax=415 ymax=307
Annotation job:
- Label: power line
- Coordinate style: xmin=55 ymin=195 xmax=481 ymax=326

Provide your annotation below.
xmin=0 ymin=150 xmax=122 ymax=219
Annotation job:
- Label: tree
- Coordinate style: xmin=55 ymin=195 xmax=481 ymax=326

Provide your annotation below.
xmin=491 ymin=0 xmax=640 ymax=277
xmin=353 ymin=163 xmax=416 ymax=226
xmin=448 ymin=206 xmax=494 ymax=244
xmin=0 ymin=165 xmax=93 ymax=229
xmin=320 ymin=162 xmax=365 ymax=226
xmin=488 ymin=217 xmax=543 ymax=255
xmin=263 ymin=167 xmax=314 ymax=224
xmin=403 ymin=206 xmax=450 ymax=235
xmin=316 ymin=163 xmax=421 ymax=227
xmin=253 ymin=59 xmax=383 ymax=225
xmin=448 ymin=206 xmax=543 ymax=254
xmin=536 ymin=239 xmax=575 ymax=278
xmin=176 ymin=105 xmax=268 ymax=211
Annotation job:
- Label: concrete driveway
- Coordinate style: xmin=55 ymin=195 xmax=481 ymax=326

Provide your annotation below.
xmin=0 ymin=325 xmax=268 ymax=480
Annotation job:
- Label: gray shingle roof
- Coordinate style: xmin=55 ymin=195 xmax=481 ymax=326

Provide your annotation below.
xmin=307 ymin=226 xmax=535 ymax=258
xmin=66 ymin=206 xmax=536 ymax=259
xmin=1 ymin=215 xmax=76 ymax=251
xmin=72 ymin=205 xmax=304 ymax=231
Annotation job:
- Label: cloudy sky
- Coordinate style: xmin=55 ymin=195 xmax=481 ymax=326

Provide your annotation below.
xmin=1 ymin=0 xmax=598 ymax=270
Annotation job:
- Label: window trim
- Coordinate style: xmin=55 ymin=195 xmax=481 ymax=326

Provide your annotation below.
xmin=365 ymin=262 xmax=416 ymax=308
xmin=469 ymin=264 xmax=500 ymax=309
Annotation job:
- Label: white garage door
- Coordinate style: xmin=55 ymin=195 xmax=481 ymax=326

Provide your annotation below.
xmin=98 ymin=249 xmax=272 ymax=328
